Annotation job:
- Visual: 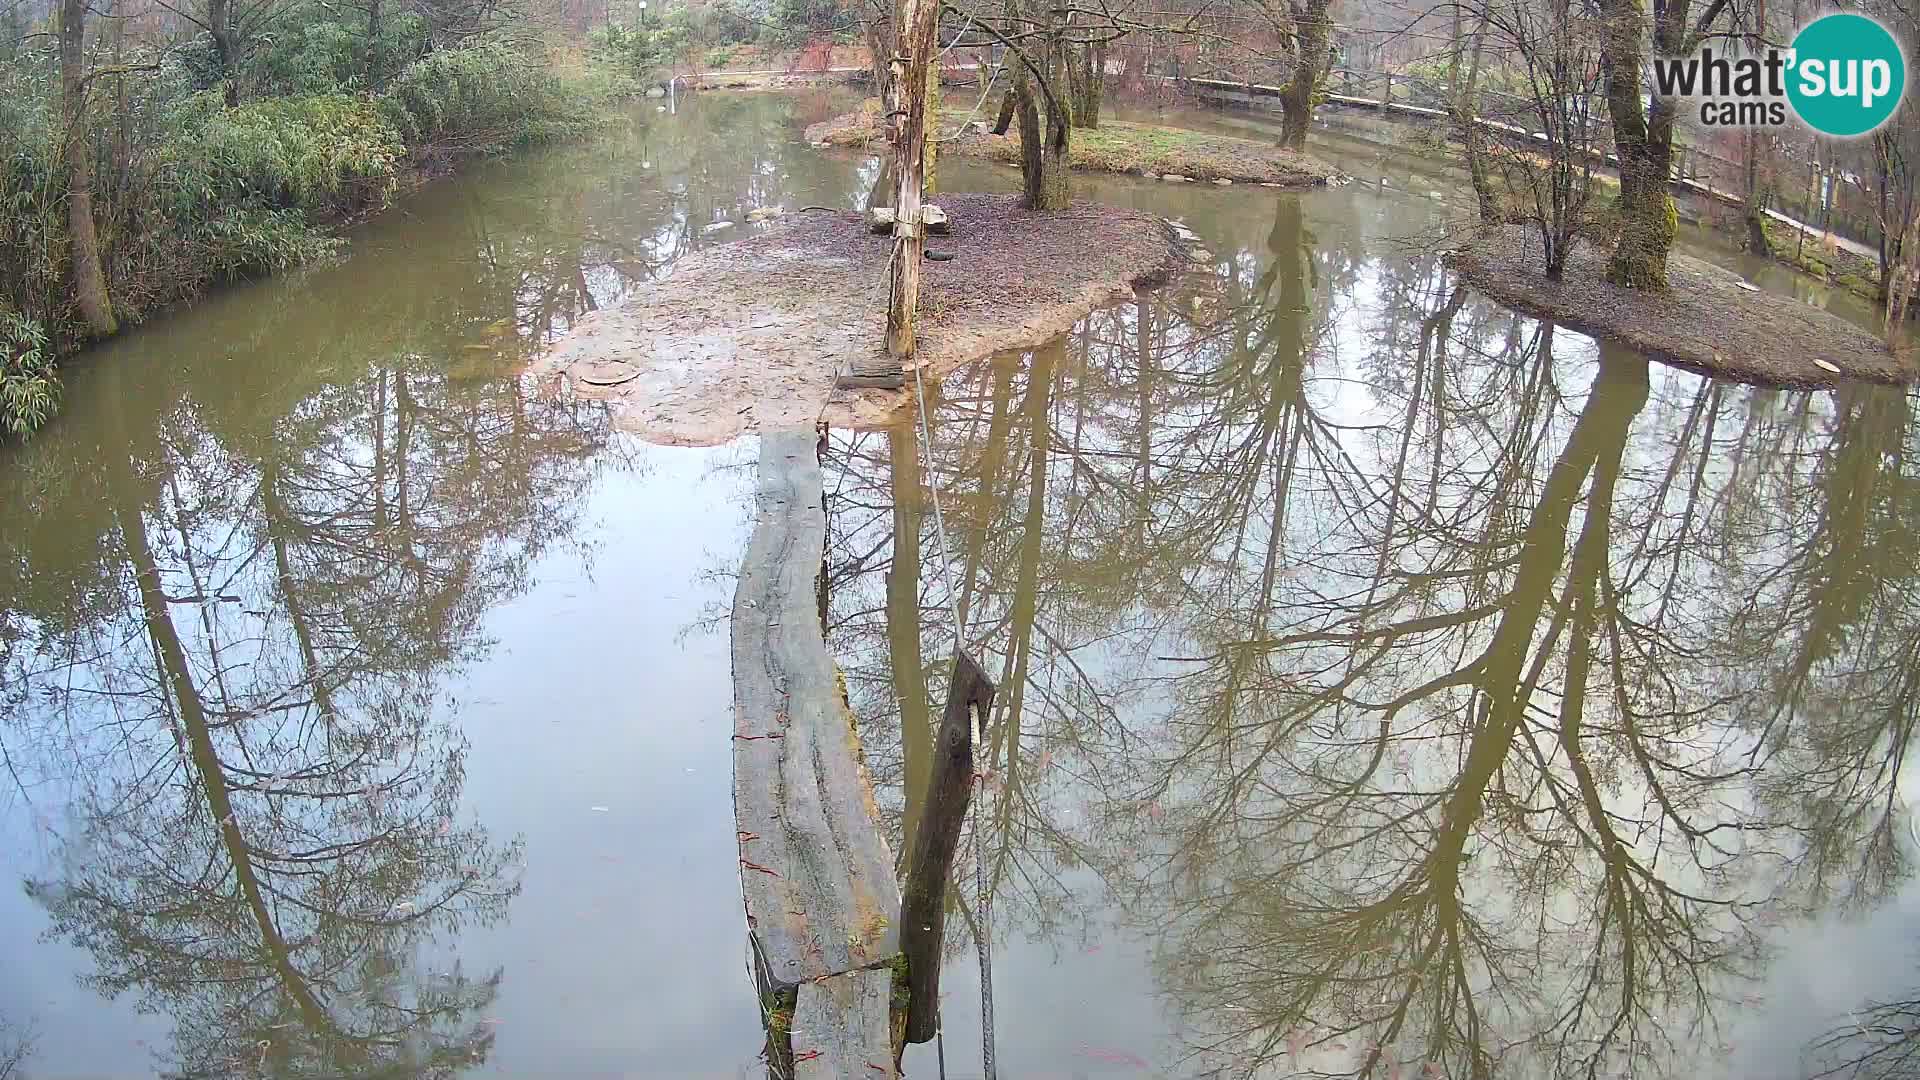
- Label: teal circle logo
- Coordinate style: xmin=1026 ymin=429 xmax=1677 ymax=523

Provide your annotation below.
xmin=1787 ymin=13 xmax=1906 ymax=137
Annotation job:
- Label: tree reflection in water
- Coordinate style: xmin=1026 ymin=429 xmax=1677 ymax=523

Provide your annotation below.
xmin=820 ymin=194 xmax=1920 ymax=1080
xmin=1 ymin=244 xmax=621 ymax=1077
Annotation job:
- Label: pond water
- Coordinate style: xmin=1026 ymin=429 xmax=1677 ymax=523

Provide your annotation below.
xmin=2 ymin=89 xmax=1917 ymax=1080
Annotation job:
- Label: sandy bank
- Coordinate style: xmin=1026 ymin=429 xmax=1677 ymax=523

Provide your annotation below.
xmin=530 ymin=193 xmax=1182 ymax=444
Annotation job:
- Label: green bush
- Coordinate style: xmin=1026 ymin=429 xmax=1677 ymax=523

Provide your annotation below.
xmin=0 ymin=25 xmax=629 ymax=437
xmin=0 ymin=311 xmax=57 ymax=438
xmin=591 ymin=22 xmax=692 ymax=80
xmin=379 ymin=43 xmax=598 ymax=158
xmin=175 ymin=92 xmax=404 ymax=217
xmin=767 ymin=0 xmax=842 ymax=45
xmin=245 ymin=3 xmax=430 ymax=93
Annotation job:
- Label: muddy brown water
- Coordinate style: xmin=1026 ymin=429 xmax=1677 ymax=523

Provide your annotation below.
xmin=2 ymin=89 xmax=1917 ymax=1080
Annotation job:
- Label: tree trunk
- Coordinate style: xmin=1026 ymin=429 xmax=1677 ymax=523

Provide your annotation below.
xmin=365 ymin=0 xmax=383 ymax=81
xmin=1449 ymin=7 xmax=1498 ymax=222
xmin=1602 ymin=0 xmax=1677 ymax=288
xmin=1739 ymin=0 xmax=1768 ymax=253
xmin=925 ymin=54 xmax=940 ymax=196
xmin=863 ymin=0 xmax=895 ymax=103
xmin=1015 ymin=27 xmax=1071 ymax=210
xmin=898 ymin=651 xmax=994 ymax=1045
xmin=209 ymin=0 xmax=238 ymax=101
xmin=886 ymin=425 xmax=932 ymax=868
xmin=867 ymin=153 xmax=897 ymax=213
xmin=991 ymin=73 xmax=1019 ymax=134
xmin=1071 ymin=43 xmax=1103 ymax=127
xmin=59 ymin=0 xmax=115 ymax=339
xmin=882 ymin=0 xmax=940 ymax=358
xmin=1278 ymin=0 xmax=1331 ymax=150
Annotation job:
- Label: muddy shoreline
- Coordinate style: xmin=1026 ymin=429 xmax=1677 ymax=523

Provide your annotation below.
xmin=1448 ymin=225 xmax=1915 ymax=388
xmin=530 ymin=193 xmax=1185 ymax=444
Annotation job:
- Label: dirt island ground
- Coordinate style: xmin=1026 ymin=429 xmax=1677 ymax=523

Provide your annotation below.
xmin=529 ymin=194 xmax=1183 ymax=444
xmin=806 ymin=105 xmax=1339 ymax=188
xmin=1448 ymin=225 xmax=1917 ymax=388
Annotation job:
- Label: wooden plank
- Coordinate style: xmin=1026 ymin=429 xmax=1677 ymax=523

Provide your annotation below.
xmin=899 ymin=650 xmax=995 ymax=1044
xmin=733 ymin=429 xmax=902 ymax=991
xmin=792 ymin=969 xmax=899 ymax=1079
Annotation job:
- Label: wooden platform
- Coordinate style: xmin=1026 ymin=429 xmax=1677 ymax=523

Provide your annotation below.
xmin=732 ymin=428 xmax=901 ymax=992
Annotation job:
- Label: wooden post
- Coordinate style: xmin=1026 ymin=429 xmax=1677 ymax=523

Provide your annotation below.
xmin=884 ymin=0 xmax=941 ymax=360
xmin=898 ymin=650 xmax=995 ymax=1045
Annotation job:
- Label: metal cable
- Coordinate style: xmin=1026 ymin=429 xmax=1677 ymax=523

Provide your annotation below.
xmin=910 ymin=359 xmax=996 ymax=1080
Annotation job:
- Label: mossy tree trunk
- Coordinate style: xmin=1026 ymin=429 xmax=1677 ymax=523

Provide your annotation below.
xmin=1070 ymin=42 xmax=1103 ymax=128
xmin=364 ymin=0 xmax=383 ymax=81
xmin=992 ymin=68 xmax=1020 ymax=133
xmin=208 ymin=0 xmax=240 ymax=102
xmin=1599 ymin=0 xmax=1722 ymax=288
xmin=59 ymin=0 xmax=116 ymax=339
xmin=1448 ymin=4 xmax=1498 ymax=222
xmin=1014 ymin=69 xmax=1071 ymax=208
xmin=1010 ymin=6 xmax=1072 ymax=211
xmin=1278 ymin=0 xmax=1331 ymax=150
xmin=1605 ymin=89 xmax=1676 ymax=285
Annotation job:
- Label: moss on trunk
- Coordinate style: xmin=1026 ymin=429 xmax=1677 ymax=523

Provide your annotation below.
xmin=1609 ymin=176 xmax=1677 ymax=289
xmin=1279 ymin=0 xmax=1331 ymax=150
xmin=1071 ymin=43 xmax=1103 ymax=128
xmin=59 ymin=0 xmax=116 ymax=338
xmin=1013 ymin=32 xmax=1073 ymax=210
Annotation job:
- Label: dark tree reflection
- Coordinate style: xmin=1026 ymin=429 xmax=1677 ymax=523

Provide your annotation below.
xmin=819 ymin=192 xmax=1920 ymax=1080
xmin=3 ymin=227 xmax=620 ymax=1079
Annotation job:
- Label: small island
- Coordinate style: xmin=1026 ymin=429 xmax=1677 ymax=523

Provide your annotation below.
xmin=1450 ymin=225 xmax=1916 ymax=388
xmin=807 ymin=105 xmax=1338 ymax=188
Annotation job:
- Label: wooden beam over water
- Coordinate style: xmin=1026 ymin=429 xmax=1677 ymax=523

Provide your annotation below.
xmin=733 ymin=429 xmax=902 ymax=992
xmin=793 ymin=968 xmax=900 ymax=1078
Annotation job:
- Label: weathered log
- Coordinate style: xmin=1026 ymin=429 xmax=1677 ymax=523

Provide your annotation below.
xmin=733 ymin=430 xmax=902 ymax=990
xmin=898 ymin=650 xmax=996 ymax=1044
xmin=792 ymin=968 xmax=900 ymax=1078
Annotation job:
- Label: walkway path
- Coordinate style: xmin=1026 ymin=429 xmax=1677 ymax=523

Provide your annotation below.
xmin=1184 ymin=75 xmax=1880 ymax=262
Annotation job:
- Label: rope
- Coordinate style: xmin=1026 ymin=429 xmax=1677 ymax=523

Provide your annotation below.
xmin=815 ymin=244 xmax=899 ymax=433
xmin=942 ymin=62 xmax=1004 ymax=144
xmin=909 ymin=359 xmax=996 ymax=1080
xmin=805 ymin=124 xmax=997 ymax=1079
xmin=911 ymin=344 xmax=964 ymax=641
